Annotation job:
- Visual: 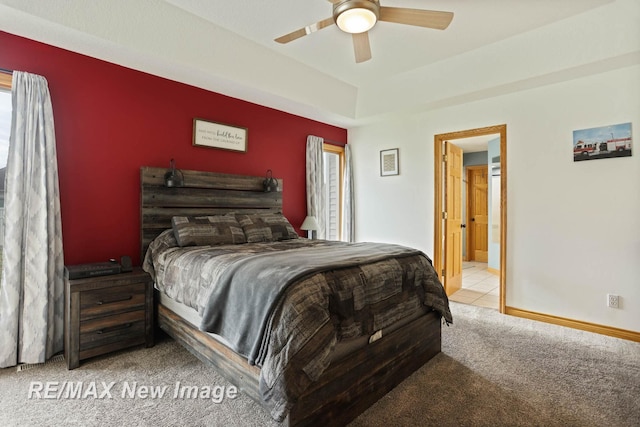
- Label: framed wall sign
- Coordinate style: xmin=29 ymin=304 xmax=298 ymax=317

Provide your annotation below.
xmin=193 ymin=118 xmax=248 ymax=152
xmin=380 ymin=148 xmax=399 ymax=176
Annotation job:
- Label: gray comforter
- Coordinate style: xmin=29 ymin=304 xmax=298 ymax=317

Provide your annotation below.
xmin=144 ymin=231 xmax=452 ymax=422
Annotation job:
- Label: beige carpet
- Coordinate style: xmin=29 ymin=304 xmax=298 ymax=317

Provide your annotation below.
xmin=1 ymin=302 xmax=638 ymax=426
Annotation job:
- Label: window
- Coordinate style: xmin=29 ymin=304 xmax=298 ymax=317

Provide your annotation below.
xmin=0 ymin=73 xmax=12 ymax=278
xmin=323 ymin=144 xmax=344 ymax=241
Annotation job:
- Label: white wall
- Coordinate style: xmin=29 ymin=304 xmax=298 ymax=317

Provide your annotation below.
xmin=350 ymin=64 xmax=640 ymax=332
xmin=350 ymin=119 xmax=435 ymax=252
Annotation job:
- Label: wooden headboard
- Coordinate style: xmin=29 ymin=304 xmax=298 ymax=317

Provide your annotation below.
xmin=140 ymin=167 xmax=284 ymax=259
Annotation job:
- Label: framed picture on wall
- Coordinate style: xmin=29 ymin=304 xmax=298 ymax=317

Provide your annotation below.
xmin=380 ymin=148 xmax=399 ymax=176
xmin=193 ymin=118 xmax=248 ymax=152
xmin=573 ymin=122 xmax=632 ymax=162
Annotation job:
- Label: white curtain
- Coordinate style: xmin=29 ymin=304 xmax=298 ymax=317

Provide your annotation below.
xmin=0 ymin=71 xmax=65 ymax=367
xmin=342 ymin=144 xmax=355 ymax=242
xmin=306 ymin=135 xmax=326 ymax=239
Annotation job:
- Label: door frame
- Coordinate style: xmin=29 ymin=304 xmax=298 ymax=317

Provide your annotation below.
xmin=434 ymin=124 xmax=507 ymax=313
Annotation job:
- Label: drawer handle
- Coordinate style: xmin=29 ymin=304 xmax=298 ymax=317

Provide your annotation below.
xmin=96 ymin=323 xmax=132 ymax=334
xmin=96 ymin=295 xmax=132 ymax=305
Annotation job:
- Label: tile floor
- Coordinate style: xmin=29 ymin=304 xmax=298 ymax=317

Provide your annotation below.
xmin=449 ymin=261 xmax=500 ymax=310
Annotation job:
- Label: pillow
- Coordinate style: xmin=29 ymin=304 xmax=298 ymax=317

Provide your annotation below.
xmin=150 ymin=228 xmax=179 ymax=250
xmin=142 ymin=229 xmax=179 ymax=280
xmin=236 ymin=212 xmax=299 ymax=243
xmin=171 ymin=214 xmax=246 ymax=247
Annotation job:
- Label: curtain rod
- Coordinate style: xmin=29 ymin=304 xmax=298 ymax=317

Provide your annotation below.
xmin=0 ymin=68 xmax=13 ymax=75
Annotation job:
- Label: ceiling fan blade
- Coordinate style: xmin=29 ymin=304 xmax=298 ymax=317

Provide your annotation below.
xmin=352 ymin=32 xmax=372 ymax=63
xmin=274 ymin=17 xmax=335 ymax=44
xmin=379 ymin=7 xmax=453 ymax=30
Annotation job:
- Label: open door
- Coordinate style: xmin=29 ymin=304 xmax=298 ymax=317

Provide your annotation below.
xmin=444 ymin=141 xmax=463 ymax=295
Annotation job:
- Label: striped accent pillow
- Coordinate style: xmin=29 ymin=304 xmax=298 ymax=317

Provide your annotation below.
xmin=171 ymin=215 xmax=247 ymax=247
xmin=236 ymin=213 xmax=299 ymax=243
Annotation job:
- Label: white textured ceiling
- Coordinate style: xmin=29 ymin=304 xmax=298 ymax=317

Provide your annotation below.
xmin=1 ymin=0 xmax=635 ymax=128
xmin=163 ymin=0 xmax=612 ymax=87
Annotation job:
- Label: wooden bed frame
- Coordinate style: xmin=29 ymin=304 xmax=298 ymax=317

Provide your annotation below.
xmin=140 ymin=166 xmax=442 ymax=426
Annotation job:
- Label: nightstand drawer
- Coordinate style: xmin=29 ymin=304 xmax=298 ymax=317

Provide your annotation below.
xmin=80 ymin=310 xmax=146 ymax=352
xmin=80 ymin=283 xmax=146 ymax=320
xmin=65 ymin=268 xmax=154 ymax=369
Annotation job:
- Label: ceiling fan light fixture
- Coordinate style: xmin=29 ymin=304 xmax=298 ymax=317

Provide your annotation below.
xmin=334 ymin=0 xmax=379 ymax=34
xmin=275 ymin=0 xmax=454 ymax=63
xmin=337 ymin=8 xmax=377 ymax=33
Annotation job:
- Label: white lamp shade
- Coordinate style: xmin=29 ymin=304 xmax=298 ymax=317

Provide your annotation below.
xmin=336 ymin=8 xmax=377 ymax=34
xmin=300 ymin=216 xmax=319 ymax=231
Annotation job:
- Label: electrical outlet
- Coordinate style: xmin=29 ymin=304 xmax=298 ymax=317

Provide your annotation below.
xmin=607 ymin=294 xmax=619 ymax=309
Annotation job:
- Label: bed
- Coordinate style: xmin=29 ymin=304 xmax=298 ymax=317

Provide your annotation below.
xmin=140 ymin=166 xmax=452 ymax=426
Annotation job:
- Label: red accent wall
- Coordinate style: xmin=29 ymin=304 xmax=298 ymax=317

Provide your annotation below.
xmin=0 ymin=31 xmax=346 ymax=266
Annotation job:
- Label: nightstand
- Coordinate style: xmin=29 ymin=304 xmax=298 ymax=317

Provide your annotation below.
xmin=64 ymin=268 xmax=154 ymax=369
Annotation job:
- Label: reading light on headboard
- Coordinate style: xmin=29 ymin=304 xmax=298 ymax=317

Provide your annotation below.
xmin=263 ymin=169 xmax=278 ymax=192
xmin=164 ymin=159 xmax=184 ymax=187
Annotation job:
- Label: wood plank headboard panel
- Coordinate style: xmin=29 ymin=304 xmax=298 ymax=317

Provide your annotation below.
xmin=140 ymin=167 xmax=284 ymax=259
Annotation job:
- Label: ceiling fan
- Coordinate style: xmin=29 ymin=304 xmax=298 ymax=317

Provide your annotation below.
xmin=274 ymin=0 xmax=454 ymax=63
